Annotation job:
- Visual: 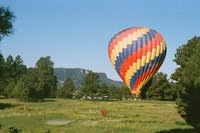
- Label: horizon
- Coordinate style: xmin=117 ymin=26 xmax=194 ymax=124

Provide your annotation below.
xmin=1 ymin=0 xmax=200 ymax=81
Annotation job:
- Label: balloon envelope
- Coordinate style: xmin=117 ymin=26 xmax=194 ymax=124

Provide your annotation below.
xmin=108 ymin=27 xmax=167 ymax=96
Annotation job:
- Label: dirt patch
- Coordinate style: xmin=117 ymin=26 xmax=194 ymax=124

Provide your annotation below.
xmin=46 ymin=120 xmax=74 ymax=125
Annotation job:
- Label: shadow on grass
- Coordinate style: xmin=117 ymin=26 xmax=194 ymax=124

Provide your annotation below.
xmin=156 ymin=128 xmax=196 ymax=133
xmin=42 ymin=99 xmax=56 ymax=102
xmin=0 ymin=103 xmax=18 ymax=110
xmin=28 ymin=99 xmax=56 ymax=102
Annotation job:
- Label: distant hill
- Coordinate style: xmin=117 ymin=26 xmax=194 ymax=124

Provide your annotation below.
xmin=54 ymin=68 xmax=124 ymax=87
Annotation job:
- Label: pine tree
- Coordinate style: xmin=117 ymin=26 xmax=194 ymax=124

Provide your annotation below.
xmin=35 ymin=56 xmax=57 ymax=98
xmin=1 ymin=55 xmax=26 ymax=97
xmin=146 ymin=72 xmax=173 ymax=101
xmin=0 ymin=6 xmax=15 ymax=41
xmin=108 ymin=85 xmax=122 ymax=100
xmin=121 ymin=86 xmax=132 ymax=100
xmin=81 ymin=71 xmax=100 ymax=100
xmin=172 ymin=36 xmax=200 ymax=131
xmin=0 ymin=54 xmax=5 ymax=95
xmin=13 ymin=71 xmax=38 ymax=102
xmin=58 ymin=78 xmax=75 ymax=99
xmin=97 ymin=84 xmax=109 ymax=100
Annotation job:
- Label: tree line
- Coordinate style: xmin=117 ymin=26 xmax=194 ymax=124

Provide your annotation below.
xmin=58 ymin=70 xmax=175 ymax=101
xmin=0 ymin=55 xmax=57 ymax=101
xmin=0 ymin=53 xmax=178 ymax=102
xmin=0 ymin=54 xmax=132 ymax=101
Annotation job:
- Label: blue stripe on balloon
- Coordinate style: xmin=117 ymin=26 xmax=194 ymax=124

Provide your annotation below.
xmin=114 ymin=29 xmax=155 ymax=75
xmin=137 ymin=33 xmax=149 ymax=87
xmin=129 ymin=50 xmax=166 ymax=90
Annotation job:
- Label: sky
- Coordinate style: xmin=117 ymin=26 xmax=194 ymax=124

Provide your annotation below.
xmin=0 ymin=0 xmax=200 ymax=81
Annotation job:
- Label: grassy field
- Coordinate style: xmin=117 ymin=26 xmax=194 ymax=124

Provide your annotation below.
xmin=0 ymin=99 xmax=194 ymax=133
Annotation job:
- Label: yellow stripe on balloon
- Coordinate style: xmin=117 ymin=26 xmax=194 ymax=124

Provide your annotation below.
xmin=156 ymin=45 xmax=160 ymax=57
xmin=160 ymin=40 xmax=165 ymax=52
xmin=137 ymin=59 xmax=141 ymax=70
xmin=151 ymin=49 xmax=156 ymax=60
xmin=124 ymin=40 xmax=165 ymax=89
xmin=110 ymin=28 xmax=150 ymax=68
xmin=141 ymin=55 xmax=146 ymax=67
xmin=146 ymin=52 xmax=151 ymax=63
xmin=111 ymin=49 xmax=117 ymax=68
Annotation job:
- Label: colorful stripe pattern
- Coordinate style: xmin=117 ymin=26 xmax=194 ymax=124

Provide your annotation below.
xmin=108 ymin=27 xmax=167 ymax=96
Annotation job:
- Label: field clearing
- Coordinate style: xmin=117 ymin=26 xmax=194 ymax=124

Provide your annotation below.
xmin=0 ymin=99 xmax=193 ymax=133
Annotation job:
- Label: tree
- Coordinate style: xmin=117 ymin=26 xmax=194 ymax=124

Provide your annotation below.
xmin=81 ymin=71 xmax=100 ymax=100
xmin=57 ymin=78 xmax=75 ymax=99
xmin=170 ymin=81 xmax=182 ymax=101
xmin=172 ymin=36 xmax=200 ymax=131
xmin=12 ymin=70 xmax=38 ymax=102
xmin=0 ymin=7 xmax=15 ymax=41
xmin=108 ymin=85 xmax=122 ymax=100
xmin=146 ymin=72 xmax=173 ymax=101
xmin=13 ymin=55 xmax=26 ymax=82
xmin=0 ymin=54 xmax=26 ymax=96
xmin=1 ymin=55 xmax=26 ymax=97
xmin=5 ymin=55 xmax=26 ymax=82
xmin=4 ymin=81 xmax=15 ymax=98
xmin=97 ymin=84 xmax=109 ymax=100
xmin=121 ymin=86 xmax=132 ymax=100
xmin=140 ymin=78 xmax=153 ymax=99
xmin=0 ymin=54 xmax=5 ymax=95
xmin=35 ymin=56 xmax=57 ymax=98
xmin=4 ymin=55 xmax=15 ymax=83
xmin=13 ymin=56 xmax=57 ymax=101
xmin=0 ymin=7 xmax=15 ymax=96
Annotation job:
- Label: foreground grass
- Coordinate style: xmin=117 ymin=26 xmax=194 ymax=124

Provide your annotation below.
xmin=0 ymin=99 xmax=193 ymax=133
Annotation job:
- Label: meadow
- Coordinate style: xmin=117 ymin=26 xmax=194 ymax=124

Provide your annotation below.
xmin=0 ymin=99 xmax=194 ymax=133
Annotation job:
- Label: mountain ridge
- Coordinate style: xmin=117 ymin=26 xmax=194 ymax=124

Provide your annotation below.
xmin=54 ymin=68 xmax=124 ymax=87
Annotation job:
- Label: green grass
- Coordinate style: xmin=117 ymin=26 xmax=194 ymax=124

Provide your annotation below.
xmin=0 ymin=99 xmax=193 ymax=133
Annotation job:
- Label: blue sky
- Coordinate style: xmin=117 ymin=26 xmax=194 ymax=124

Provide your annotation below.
xmin=1 ymin=0 xmax=200 ymax=81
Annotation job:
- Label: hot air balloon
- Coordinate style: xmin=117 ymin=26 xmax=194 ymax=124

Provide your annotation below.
xmin=108 ymin=27 xmax=167 ymax=96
